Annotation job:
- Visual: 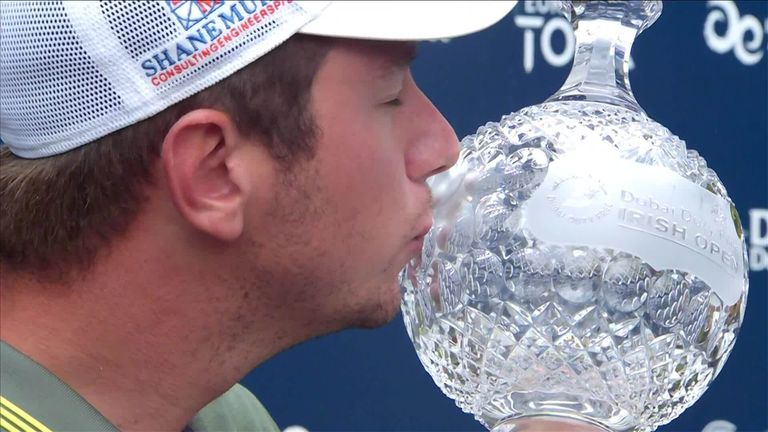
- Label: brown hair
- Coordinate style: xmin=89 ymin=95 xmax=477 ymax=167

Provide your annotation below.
xmin=0 ymin=34 xmax=333 ymax=280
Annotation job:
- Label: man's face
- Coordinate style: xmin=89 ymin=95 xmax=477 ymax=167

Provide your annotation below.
xmin=250 ymin=39 xmax=458 ymax=331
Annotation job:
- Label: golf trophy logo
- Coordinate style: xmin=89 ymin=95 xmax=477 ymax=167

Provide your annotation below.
xmin=400 ymin=1 xmax=749 ymax=431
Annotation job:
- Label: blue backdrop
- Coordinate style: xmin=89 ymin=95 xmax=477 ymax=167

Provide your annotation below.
xmin=243 ymin=1 xmax=768 ymax=431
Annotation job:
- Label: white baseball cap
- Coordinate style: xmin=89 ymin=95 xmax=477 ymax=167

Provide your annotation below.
xmin=0 ymin=1 xmax=517 ymax=159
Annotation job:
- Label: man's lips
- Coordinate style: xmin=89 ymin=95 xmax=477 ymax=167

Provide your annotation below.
xmin=408 ymin=236 xmax=425 ymax=255
xmin=408 ymin=213 xmax=433 ymax=257
xmin=414 ymin=213 xmax=433 ymax=239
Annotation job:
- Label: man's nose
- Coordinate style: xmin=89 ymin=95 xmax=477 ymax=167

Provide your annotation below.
xmin=404 ymin=93 xmax=460 ymax=183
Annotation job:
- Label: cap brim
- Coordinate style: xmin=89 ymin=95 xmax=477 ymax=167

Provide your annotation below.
xmin=297 ymin=1 xmax=517 ymax=41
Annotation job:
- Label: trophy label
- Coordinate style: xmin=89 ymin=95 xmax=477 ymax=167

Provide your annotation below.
xmin=526 ymin=151 xmax=744 ymax=305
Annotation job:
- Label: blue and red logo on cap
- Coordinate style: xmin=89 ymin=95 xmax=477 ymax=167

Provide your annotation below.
xmin=144 ymin=0 xmax=292 ymax=87
xmin=167 ymin=0 xmax=225 ymax=30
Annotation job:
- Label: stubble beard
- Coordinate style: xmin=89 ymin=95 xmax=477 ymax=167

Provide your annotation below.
xmin=250 ymin=158 xmax=408 ymax=338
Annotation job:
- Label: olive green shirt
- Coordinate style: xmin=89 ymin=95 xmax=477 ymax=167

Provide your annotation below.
xmin=0 ymin=341 xmax=279 ymax=432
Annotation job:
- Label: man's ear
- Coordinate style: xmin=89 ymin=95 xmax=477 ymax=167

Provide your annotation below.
xmin=161 ymin=109 xmax=250 ymax=242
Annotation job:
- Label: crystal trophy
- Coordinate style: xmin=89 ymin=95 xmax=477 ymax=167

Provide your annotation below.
xmin=400 ymin=1 xmax=749 ymax=431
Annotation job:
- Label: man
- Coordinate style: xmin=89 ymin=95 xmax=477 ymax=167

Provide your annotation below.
xmin=0 ymin=1 xmax=516 ymax=431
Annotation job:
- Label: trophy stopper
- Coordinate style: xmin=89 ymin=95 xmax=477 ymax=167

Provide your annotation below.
xmin=549 ymin=0 xmax=663 ymax=113
xmin=560 ymin=0 xmax=662 ymax=33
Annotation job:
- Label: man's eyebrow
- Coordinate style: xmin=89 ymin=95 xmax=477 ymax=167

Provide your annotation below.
xmin=396 ymin=43 xmax=418 ymax=66
xmin=398 ymin=43 xmax=418 ymax=66
xmin=374 ymin=44 xmax=417 ymax=81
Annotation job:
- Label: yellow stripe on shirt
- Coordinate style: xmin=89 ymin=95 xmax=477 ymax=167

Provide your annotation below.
xmin=0 ymin=407 xmax=34 ymax=432
xmin=0 ymin=397 xmax=51 ymax=432
xmin=0 ymin=416 xmax=25 ymax=432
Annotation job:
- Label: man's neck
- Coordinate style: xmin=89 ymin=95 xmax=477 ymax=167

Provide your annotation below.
xmin=0 ymin=251 xmax=287 ymax=432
